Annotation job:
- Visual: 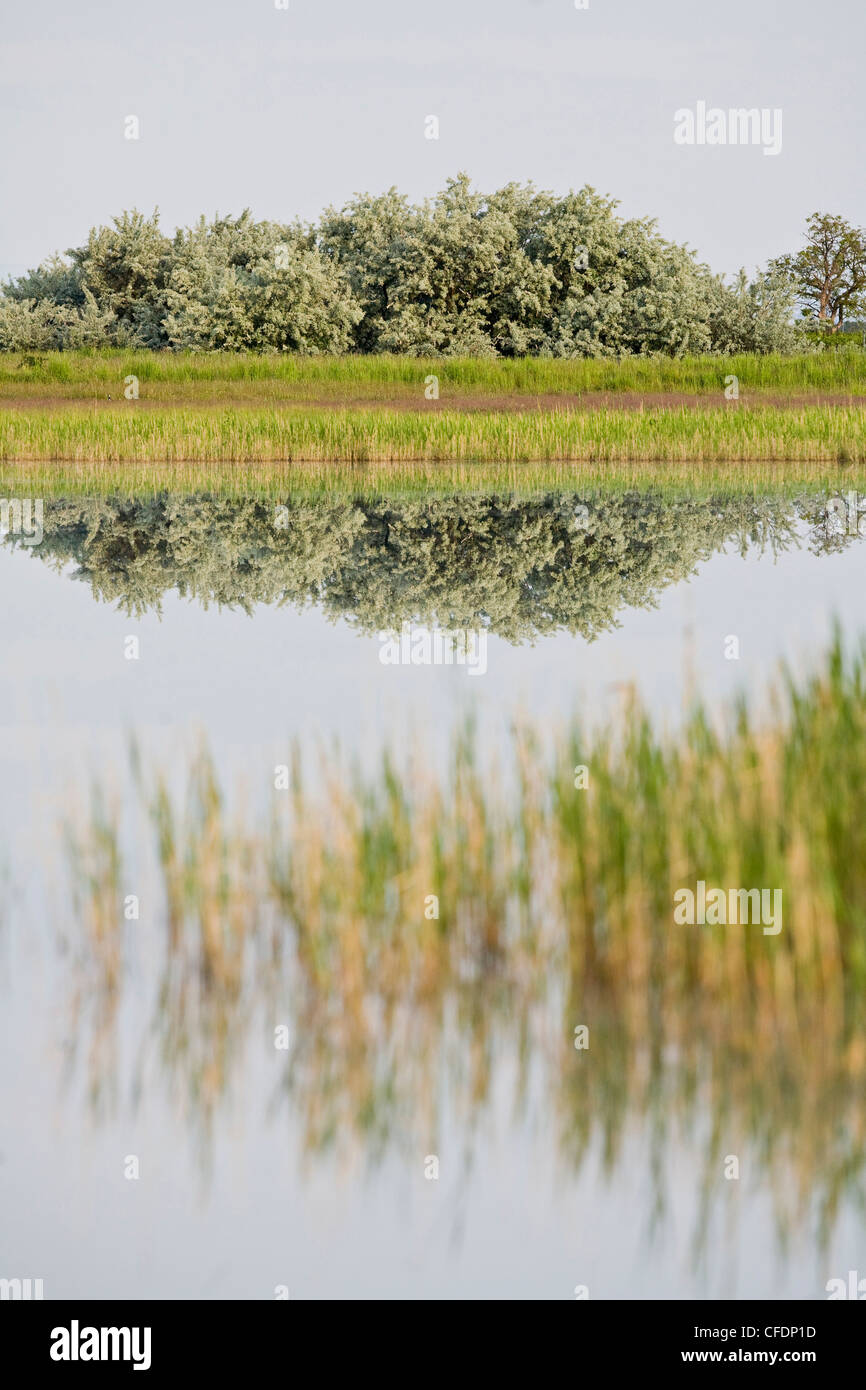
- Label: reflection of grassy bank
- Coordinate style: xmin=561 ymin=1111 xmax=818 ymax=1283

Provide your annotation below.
xmin=0 ymin=490 xmax=852 ymax=636
xmin=4 ymin=458 xmax=866 ymax=501
xmin=3 ymin=403 xmax=866 ymax=466
xmin=64 ymin=638 xmax=866 ymax=1243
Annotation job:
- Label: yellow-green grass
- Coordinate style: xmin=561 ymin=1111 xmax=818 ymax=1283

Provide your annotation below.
xmin=1 ymin=403 xmax=865 ymax=473
xmin=2 ymin=348 xmax=866 ymax=398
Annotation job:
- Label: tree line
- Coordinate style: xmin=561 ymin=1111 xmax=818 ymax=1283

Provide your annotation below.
xmin=1 ymin=177 xmax=863 ymax=356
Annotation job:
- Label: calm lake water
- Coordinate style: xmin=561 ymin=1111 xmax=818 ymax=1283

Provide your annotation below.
xmin=1 ymin=488 xmax=864 ymax=1299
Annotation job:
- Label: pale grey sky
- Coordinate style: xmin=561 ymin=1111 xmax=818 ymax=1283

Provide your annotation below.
xmin=2 ymin=0 xmax=863 ymax=281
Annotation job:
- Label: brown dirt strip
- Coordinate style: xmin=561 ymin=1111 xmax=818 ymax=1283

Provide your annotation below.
xmin=2 ymin=391 xmax=866 ymax=413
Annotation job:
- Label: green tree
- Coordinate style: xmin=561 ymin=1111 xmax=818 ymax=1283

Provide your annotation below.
xmin=161 ymin=212 xmax=361 ymax=353
xmin=67 ymin=208 xmax=172 ymax=346
xmin=772 ymin=213 xmax=866 ymax=334
xmin=708 ymin=268 xmax=802 ymax=354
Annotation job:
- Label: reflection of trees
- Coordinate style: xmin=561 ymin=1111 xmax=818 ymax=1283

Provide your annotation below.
xmin=61 ymin=638 xmax=866 ymax=1253
xmin=4 ymin=490 xmax=843 ymax=641
xmin=799 ymin=491 xmax=866 ymax=556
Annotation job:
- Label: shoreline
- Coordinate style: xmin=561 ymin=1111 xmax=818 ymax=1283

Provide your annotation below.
xmin=2 ymin=454 xmax=865 ymax=498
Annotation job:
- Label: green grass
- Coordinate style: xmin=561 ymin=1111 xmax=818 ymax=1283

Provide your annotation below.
xmin=3 ymin=347 xmax=866 ymax=393
xmin=2 ymin=403 xmax=866 ymax=471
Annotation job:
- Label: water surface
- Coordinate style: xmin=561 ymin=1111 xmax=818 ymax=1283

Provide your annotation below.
xmin=2 ymin=488 xmax=864 ymax=1299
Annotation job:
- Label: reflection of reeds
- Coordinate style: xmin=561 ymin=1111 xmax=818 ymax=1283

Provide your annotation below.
xmin=65 ymin=636 xmax=866 ymax=1241
xmin=64 ymin=785 xmax=123 ymax=1112
xmin=144 ymin=748 xmax=263 ymax=1122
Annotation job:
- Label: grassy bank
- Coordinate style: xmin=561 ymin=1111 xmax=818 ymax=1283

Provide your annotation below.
xmin=2 ymin=350 xmax=863 ymax=472
xmin=2 ymin=403 xmax=866 ymax=470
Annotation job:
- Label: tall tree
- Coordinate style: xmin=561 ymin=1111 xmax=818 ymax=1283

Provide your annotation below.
xmin=772 ymin=213 xmax=866 ymax=333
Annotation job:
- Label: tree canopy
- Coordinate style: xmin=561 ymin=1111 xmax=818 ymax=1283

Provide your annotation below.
xmin=1 ymin=177 xmax=806 ymax=356
xmin=771 ymin=213 xmax=866 ymax=334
